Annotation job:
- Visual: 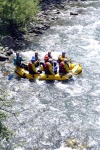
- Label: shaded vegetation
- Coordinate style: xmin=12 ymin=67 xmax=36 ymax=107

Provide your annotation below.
xmin=0 ymin=0 xmax=41 ymax=37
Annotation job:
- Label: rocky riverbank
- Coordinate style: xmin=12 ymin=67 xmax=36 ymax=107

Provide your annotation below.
xmin=0 ymin=0 xmax=86 ymax=60
xmin=0 ymin=0 xmax=65 ymax=51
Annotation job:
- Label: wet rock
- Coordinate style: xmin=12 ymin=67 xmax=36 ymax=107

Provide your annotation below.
xmin=51 ymin=9 xmax=60 ymax=14
xmin=0 ymin=54 xmax=9 ymax=61
xmin=1 ymin=36 xmax=13 ymax=47
xmin=0 ymin=46 xmax=3 ymax=50
xmin=28 ymin=23 xmax=50 ymax=35
xmin=3 ymin=47 xmax=13 ymax=56
xmin=6 ymin=50 xmax=13 ymax=56
xmin=66 ymin=138 xmax=88 ymax=149
xmin=70 ymin=12 xmax=78 ymax=15
xmin=66 ymin=138 xmax=78 ymax=148
xmin=12 ymin=41 xmax=26 ymax=51
xmin=68 ymin=0 xmax=78 ymax=1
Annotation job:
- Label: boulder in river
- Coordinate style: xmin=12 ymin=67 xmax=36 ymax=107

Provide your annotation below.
xmin=0 ymin=54 xmax=9 ymax=61
xmin=70 ymin=12 xmax=78 ymax=15
xmin=1 ymin=36 xmax=13 ymax=47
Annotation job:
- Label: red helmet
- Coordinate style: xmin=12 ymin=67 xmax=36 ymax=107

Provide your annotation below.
xmin=44 ymin=56 xmax=48 ymax=61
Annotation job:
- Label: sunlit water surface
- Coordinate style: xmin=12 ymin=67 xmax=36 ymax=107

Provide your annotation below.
xmin=1 ymin=0 xmax=100 ymax=150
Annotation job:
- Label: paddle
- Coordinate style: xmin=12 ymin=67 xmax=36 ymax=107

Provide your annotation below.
xmin=8 ymin=73 xmax=14 ymax=80
xmin=53 ymin=65 xmax=57 ymax=74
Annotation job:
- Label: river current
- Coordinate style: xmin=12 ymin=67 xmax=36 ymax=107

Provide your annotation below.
xmin=1 ymin=0 xmax=100 ymax=150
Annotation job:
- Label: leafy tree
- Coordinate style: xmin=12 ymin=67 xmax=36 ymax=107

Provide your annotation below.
xmin=0 ymin=0 xmax=41 ymax=35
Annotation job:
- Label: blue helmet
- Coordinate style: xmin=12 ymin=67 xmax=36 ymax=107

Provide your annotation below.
xmin=62 ymin=52 xmax=66 ymax=55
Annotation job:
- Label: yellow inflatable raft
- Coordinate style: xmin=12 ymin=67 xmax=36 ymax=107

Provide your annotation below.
xmin=14 ymin=67 xmax=39 ymax=80
xmin=39 ymin=63 xmax=82 ymax=75
xmin=38 ymin=73 xmax=72 ymax=81
xmin=14 ymin=67 xmax=72 ymax=81
xmin=69 ymin=63 xmax=82 ymax=75
xmin=14 ymin=63 xmax=82 ymax=80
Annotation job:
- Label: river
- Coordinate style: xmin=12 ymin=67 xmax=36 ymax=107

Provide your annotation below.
xmin=1 ymin=0 xmax=100 ymax=150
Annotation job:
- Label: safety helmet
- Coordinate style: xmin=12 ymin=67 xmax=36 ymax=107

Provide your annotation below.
xmin=44 ymin=56 xmax=48 ymax=61
xmin=35 ymin=52 xmax=38 ymax=55
xmin=62 ymin=52 xmax=66 ymax=55
xmin=48 ymin=52 xmax=51 ymax=54
xmin=31 ymin=58 xmax=35 ymax=63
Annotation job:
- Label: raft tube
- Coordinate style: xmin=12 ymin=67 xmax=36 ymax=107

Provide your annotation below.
xmin=40 ymin=63 xmax=82 ymax=75
xmin=38 ymin=73 xmax=72 ymax=81
xmin=14 ymin=63 xmax=82 ymax=80
xmin=14 ymin=67 xmax=39 ymax=79
xmin=69 ymin=63 xmax=82 ymax=75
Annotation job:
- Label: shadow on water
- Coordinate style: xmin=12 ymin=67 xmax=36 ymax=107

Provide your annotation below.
xmin=44 ymin=77 xmax=74 ymax=85
xmin=15 ymin=74 xmax=36 ymax=82
xmin=61 ymin=77 xmax=74 ymax=84
xmin=15 ymin=76 xmax=21 ymax=81
xmin=29 ymin=79 xmax=37 ymax=82
xmin=45 ymin=80 xmax=55 ymax=85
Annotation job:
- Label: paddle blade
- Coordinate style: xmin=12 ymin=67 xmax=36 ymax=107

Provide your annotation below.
xmin=8 ymin=73 xmax=14 ymax=80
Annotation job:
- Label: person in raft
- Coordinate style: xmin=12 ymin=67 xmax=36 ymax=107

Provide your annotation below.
xmin=57 ymin=52 xmax=71 ymax=64
xmin=44 ymin=52 xmax=57 ymax=67
xmin=59 ymin=60 xmax=70 ymax=75
xmin=14 ymin=52 xmax=24 ymax=67
xmin=44 ymin=59 xmax=54 ymax=75
xmin=32 ymin=52 xmax=44 ymax=68
xmin=28 ymin=58 xmax=39 ymax=75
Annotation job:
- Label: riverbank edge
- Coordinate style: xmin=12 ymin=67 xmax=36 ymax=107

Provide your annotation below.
xmin=0 ymin=0 xmax=81 ymax=52
xmin=1 ymin=0 xmax=85 ymax=54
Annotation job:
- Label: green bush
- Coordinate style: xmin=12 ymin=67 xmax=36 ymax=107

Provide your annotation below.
xmin=0 ymin=0 xmax=41 ymax=35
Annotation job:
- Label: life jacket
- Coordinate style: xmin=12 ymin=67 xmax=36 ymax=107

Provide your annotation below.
xmin=32 ymin=56 xmax=38 ymax=61
xmin=59 ymin=62 xmax=66 ymax=73
xmin=14 ymin=58 xmax=17 ymax=66
xmin=44 ymin=62 xmax=49 ymax=71
xmin=28 ymin=62 xmax=32 ymax=71
xmin=35 ymin=56 xmax=38 ymax=61
xmin=14 ymin=57 xmax=22 ymax=66
xmin=58 ymin=55 xmax=64 ymax=64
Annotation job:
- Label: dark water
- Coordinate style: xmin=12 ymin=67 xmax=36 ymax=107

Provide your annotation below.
xmin=1 ymin=0 xmax=100 ymax=150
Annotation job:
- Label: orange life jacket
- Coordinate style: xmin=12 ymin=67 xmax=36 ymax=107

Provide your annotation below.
xmin=58 ymin=55 xmax=65 ymax=64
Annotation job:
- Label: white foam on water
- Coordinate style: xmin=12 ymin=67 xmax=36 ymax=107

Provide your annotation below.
xmin=90 ymin=89 xmax=100 ymax=96
xmin=36 ymin=79 xmax=45 ymax=85
xmin=81 ymin=38 xmax=100 ymax=51
xmin=92 ymin=20 xmax=100 ymax=28
xmin=95 ymin=105 xmax=100 ymax=112
xmin=56 ymin=78 xmax=91 ymax=96
xmin=40 ymin=34 xmax=61 ymax=51
xmin=14 ymin=148 xmax=24 ymax=150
